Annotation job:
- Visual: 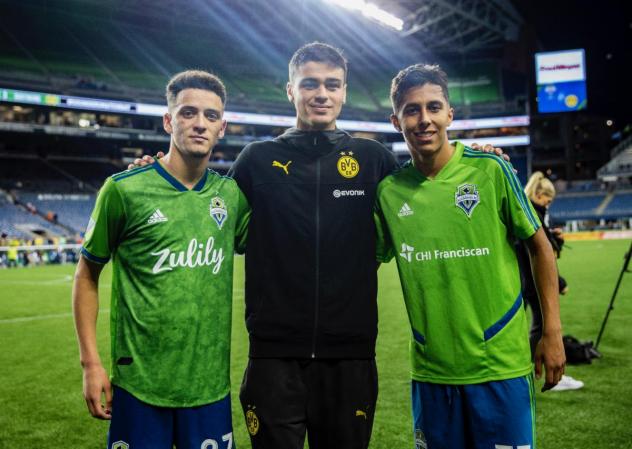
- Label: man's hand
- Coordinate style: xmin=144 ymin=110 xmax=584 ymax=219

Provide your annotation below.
xmin=534 ymin=330 xmax=566 ymax=392
xmin=82 ymin=363 xmax=113 ymax=419
xmin=127 ymin=151 xmax=164 ymax=170
xmin=470 ymin=143 xmax=510 ymax=162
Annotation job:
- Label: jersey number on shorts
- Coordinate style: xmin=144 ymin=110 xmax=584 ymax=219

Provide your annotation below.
xmin=201 ymin=432 xmax=233 ymax=449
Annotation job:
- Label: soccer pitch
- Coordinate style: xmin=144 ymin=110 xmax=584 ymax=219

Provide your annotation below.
xmin=0 ymin=240 xmax=630 ymax=448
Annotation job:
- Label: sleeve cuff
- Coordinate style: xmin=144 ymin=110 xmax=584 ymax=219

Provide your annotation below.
xmin=80 ymin=247 xmax=110 ymax=264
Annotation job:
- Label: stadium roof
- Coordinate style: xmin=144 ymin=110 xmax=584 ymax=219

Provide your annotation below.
xmin=380 ymin=0 xmax=523 ymax=51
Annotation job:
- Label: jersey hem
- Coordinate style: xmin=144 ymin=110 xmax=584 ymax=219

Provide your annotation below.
xmin=111 ymin=380 xmax=231 ymax=408
xmin=410 ymin=365 xmax=533 ymax=385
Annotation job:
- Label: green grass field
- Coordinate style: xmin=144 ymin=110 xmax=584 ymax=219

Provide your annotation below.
xmin=0 ymin=240 xmax=631 ymax=448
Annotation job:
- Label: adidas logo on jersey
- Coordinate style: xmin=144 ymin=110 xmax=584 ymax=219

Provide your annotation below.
xmin=398 ymin=203 xmax=414 ymax=217
xmin=147 ymin=209 xmax=168 ymax=225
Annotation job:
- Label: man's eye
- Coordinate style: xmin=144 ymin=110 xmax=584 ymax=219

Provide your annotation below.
xmin=182 ymin=110 xmax=194 ymax=118
xmin=206 ymin=113 xmax=218 ymax=120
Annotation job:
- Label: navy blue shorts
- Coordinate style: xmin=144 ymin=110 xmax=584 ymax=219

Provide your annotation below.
xmin=107 ymin=386 xmax=235 ymax=449
xmin=411 ymin=374 xmax=536 ymax=449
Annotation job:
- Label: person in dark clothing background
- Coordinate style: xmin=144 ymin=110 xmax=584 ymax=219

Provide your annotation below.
xmin=518 ymin=171 xmax=584 ymax=391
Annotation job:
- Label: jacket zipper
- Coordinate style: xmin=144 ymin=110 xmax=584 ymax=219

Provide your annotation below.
xmin=311 ymin=156 xmax=321 ymax=358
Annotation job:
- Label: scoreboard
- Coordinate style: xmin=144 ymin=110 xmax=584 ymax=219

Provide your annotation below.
xmin=535 ymin=49 xmax=587 ymax=113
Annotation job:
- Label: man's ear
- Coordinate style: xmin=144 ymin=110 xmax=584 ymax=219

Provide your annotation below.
xmin=218 ymin=119 xmax=227 ymax=140
xmin=286 ymin=82 xmax=294 ymax=104
xmin=390 ymin=113 xmax=402 ymax=132
xmin=163 ymin=112 xmax=173 ymax=135
xmin=447 ymin=106 xmax=454 ymax=126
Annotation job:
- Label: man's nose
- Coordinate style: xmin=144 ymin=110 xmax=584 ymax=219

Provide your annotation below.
xmin=314 ymin=84 xmax=328 ymax=101
xmin=193 ymin=113 xmax=207 ymax=131
xmin=417 ymin=110 xmax=430 ymax=126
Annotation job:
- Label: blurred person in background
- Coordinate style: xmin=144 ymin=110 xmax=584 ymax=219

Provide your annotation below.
xmin=519 ymin=171 xmax=583 ymax=392
xmin=8 ymin=238 xmax=20 ymax=268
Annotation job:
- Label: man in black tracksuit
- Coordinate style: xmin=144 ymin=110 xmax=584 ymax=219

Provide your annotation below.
xmin=229 ymin=43 xmax=398 ymax=449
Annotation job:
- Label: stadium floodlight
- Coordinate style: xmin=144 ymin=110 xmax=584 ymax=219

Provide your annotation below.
xmin=323 ymin=0 xmax=404 ymax=31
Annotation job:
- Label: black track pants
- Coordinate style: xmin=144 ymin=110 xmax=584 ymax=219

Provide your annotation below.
xmin=239 ymin=358 xmax=378 ymax=449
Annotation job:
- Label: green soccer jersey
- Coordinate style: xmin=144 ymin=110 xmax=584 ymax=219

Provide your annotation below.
xmin=82 ymin=161 xmax=250 ymax=407
xmin=374 ymin=142 xmax=540 ymax=384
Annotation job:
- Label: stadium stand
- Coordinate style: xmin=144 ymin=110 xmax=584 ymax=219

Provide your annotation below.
xmin=549 ymin=192 xmax=608 ymax=221
xmin=547 ymin=188 xmax=631 ymax=221
xmin=46 ymin=159 xmax=121 ymax=190
xmin=0 ymin=156 xmax=77 ymax=192
xmin=15 ymin=193 xmax=95 ymax=233
xmin=0 ymin=0 xmax=629 ymax=243
xmin=0 ymin=2 xmax=526 ymax=122
xmin=597 ymin=137 xmax=632 ymax=179
xmin=602 ymin=191 xmax=632 ymax=218
xmin=0 ymin=196 xmax=68 ymax=238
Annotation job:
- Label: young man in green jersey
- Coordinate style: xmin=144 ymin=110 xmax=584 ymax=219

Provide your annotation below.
xmin=73 ymin=70 xmax=249 ymax=449
xmin=374 ymin=64 xmax=566 ymax=449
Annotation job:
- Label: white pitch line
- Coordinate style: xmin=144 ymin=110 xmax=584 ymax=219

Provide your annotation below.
xmin=0 ymin=310 xmax=109 ymax=324
xmin=0 ymin=275 xmax=73 ymax=286
xmin=1 ymin=287 xmax=245 ymax=324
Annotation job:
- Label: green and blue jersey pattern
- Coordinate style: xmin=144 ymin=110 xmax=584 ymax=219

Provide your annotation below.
xmin=83 ymin=161 xmax=250 ymax=406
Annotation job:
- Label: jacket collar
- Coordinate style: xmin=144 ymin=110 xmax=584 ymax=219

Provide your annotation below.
xmin=275 ymin=127 xmax=351 ymax=155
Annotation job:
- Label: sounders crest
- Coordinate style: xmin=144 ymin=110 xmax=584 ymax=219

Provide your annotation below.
xmin=210 ymin=196 xmax=228 ymax=229
xmin=455 ymin=183 xmax=480 ymax=218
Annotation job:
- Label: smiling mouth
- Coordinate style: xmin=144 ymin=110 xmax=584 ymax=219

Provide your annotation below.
xmin=310 ymin=105 xmax=331 ymax=112
xmin=414 ymin=131 xmax=436 ymax=140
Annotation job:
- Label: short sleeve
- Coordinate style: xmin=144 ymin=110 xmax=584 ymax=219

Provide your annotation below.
xmin=81 ymin=177 xmax=126 ymax=264
xmin=374 ymin=197 xmax=395 ymax=263
xmin=234 ymin=185 xmax=251 ymax=254
xmin=497 ymin=159 xmax=541 ymax=240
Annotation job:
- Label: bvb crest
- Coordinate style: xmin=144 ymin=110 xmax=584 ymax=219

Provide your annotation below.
xmin=337 ymin=151 xmax=360 ymax=178
xmin=245 ymin=406 xmax=260 ymax=436
xmin=454 ymin=183 xmax=480 ymax=218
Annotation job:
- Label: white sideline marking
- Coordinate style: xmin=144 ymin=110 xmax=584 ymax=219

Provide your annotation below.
xmin=0 ymin=310 xmax=109 ymax=324
xmin=1 ymin=287 xmax=245 ymax=324
xmin=0 ymin=275 xmax=74 ymax=286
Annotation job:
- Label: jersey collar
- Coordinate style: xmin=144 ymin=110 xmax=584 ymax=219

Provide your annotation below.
xmin=409 ymin=142 xmax=464 ymax=182
xmin=154 ymin=159 xmax=208 ymax=192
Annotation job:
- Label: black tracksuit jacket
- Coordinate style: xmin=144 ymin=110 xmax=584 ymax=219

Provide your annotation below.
xmin=229 ymin=128 xmax=398 ymax=359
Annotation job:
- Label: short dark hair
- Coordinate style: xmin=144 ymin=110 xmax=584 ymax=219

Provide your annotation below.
xmin=390 ymin=64 xmax=449 ymax=113
xmin=166 ymin=70 xmax=227 ymax=108
xmin=288 ymin=42 xmax=347 ymax=82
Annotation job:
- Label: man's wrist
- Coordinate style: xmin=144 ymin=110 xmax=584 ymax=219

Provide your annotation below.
xmin=80 ymin=359 xmax=102 ymax=369
xmin=542 ymin=327 xmax=562 ymax=337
